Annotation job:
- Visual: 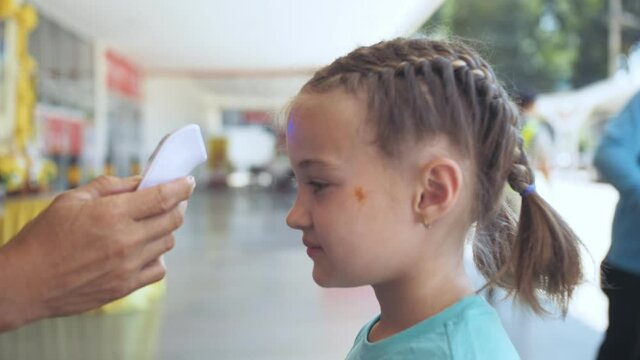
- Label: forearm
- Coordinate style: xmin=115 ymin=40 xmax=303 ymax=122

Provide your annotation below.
xmin=0 ymin=246 xmax=26 ymax=331
xmin=0 ymin=244 xmax=44 ymax=332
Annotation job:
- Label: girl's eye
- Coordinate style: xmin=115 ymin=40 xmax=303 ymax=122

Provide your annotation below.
xmin=307 ymin=180 xmax=329 ymax=193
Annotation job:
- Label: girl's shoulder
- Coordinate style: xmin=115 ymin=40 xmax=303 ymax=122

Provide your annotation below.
xmin=346 ymin=296 xmax=520 ymax=360
xmin=446 ymin=296 xmax=520 ymax=359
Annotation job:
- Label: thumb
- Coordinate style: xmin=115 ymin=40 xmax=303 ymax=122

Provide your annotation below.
xmin=77 ymin=175 xmax=142 ymax=199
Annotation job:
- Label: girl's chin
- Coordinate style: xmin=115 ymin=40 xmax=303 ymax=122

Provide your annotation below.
xmin=312 ymin=269 xmax=365 ymax=288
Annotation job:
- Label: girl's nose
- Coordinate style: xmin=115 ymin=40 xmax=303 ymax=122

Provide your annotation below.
xmin=286 ymin=196 xmax=312 ymax=230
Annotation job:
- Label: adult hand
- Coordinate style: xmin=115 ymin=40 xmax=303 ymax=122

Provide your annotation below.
xmin=0 ymin=175 xmax=195 ymax=331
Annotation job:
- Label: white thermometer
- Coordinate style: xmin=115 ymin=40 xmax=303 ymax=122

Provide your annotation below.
xmin=138 ymin=124 xmax=208 ymax=190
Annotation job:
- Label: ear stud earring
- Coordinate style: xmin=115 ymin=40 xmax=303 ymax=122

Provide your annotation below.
xmin=423 ymin=220 xmax=433 ymax=230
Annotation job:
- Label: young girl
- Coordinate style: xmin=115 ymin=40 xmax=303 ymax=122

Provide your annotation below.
xmin=285 ymin=38 xmax=582 ymax=359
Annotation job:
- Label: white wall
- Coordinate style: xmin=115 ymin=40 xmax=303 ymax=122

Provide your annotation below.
xmin=203 ymin=93 xmax=291 ymax=172
xmin=142 ymin=77 xmax=297 ymax=177
xmin=204 ymin=93 xmax=292 ymax=129
xmin=90 ymin=42 xmax=108 ymax=175
xmin=142 ymin=77 xmax=209 ymax=164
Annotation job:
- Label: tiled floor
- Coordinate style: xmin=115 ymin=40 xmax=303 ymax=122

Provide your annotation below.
xmin=156 ymin=188 xmax=378 ymax=360
xmin=0 ymin=171 xmax=618 ymax=359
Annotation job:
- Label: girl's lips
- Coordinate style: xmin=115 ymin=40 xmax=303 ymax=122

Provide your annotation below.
xmin=306 ymin=246 xmax=323 ymax=258
xmin=302 ymin=238 xmax=320 ymax=248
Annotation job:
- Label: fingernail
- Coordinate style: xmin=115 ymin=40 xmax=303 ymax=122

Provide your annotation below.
xmin=187 ymin=176 xmax=196 ymax=193
xmin=178 ymin=201 xmax=188 ymax=215
xmin=131 ymin=175 xmax=143 ymax=184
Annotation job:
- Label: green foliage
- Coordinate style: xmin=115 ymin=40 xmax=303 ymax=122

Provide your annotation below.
xmin=420 ymin=0 xmax=639 ymax=91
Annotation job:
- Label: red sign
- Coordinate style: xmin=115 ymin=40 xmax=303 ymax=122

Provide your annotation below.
xmin=42 ymin=116 xmax=84 ymax=156
xmin=106 ymin=50 xmax=142 ymax=100
xmin=243 ymin=111 xmax=271 ymax=124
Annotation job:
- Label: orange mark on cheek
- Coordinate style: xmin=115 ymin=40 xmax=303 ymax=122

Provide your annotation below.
xmin=354 ymin=186 xmax=367 ymax=204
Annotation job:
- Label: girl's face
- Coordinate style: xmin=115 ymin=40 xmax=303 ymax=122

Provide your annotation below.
xmin=286 ymin=90 xmax=428 ymax=288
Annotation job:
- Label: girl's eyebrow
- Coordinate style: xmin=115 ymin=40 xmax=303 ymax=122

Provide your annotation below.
xmin=297 ymin=159 xmax=340 ymax=169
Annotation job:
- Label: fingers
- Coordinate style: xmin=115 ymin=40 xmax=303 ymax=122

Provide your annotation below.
xmin=134 ymin=258 xmax=166 ymax=290
xmin=132 ymin=201 xmax=188 ymax=242
xmin=122 ymin=177 xmax=195 ymax=220
xmin=137 ymin=235 xmax=176 ymax=268
xmin=76 ymin=175 xmax=142 ymax=199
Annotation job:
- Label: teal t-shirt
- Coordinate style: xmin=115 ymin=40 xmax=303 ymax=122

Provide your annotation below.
xmin=345 ymin=295 xmax=519 ymax=360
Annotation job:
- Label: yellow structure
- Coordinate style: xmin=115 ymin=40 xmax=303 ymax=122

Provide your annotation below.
xmin=0 ymin=1 xmax=51 ymax=193
xmin=0 ymin=196 xmax=51 ymax=246
xmin=0 ymin=0 xmax=37 ymax=151
xmin=0 ymin=0 xmax=15 ymax=19
xmin=208 ymin=136 xmax=231 ymax=171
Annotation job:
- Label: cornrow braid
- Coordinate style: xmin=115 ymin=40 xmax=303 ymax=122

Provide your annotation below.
xmin=298 ymin=37 xmax=583 ymax=315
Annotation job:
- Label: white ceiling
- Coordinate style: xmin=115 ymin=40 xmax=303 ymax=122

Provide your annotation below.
xmin=202 ymin=75 xmax=310 ymax=99
xmin=31 ymin=0 xmax=444 ymax=75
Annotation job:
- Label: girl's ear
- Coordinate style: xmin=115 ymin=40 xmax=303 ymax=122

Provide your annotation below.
xmin=413 ymin=157 xmax=463 ymax=226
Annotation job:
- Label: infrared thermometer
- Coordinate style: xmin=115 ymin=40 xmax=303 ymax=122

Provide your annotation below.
xmin=138 ymin=124 xmax=208 ymax=190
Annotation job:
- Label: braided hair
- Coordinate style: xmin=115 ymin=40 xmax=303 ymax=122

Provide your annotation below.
xmin=298 ymin=38 xmax=582 ymax=315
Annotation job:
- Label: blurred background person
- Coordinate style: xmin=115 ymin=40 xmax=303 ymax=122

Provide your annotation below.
xmin=593 ymin=91 xmax=640 ymax=360
xmin=518 ymin=90 xmax=556 ymax=183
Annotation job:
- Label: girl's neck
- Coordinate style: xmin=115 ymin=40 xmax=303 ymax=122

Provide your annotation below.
xmin=369 ymin=255 xmax=474 ymax=342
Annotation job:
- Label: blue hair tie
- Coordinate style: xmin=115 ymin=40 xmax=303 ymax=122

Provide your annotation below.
xmin=520 ymin=183 xmax=536 ymax=198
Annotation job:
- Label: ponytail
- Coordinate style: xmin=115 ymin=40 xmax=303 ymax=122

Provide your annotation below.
xmin=474 ymin=148 xmax=583 ymax=315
